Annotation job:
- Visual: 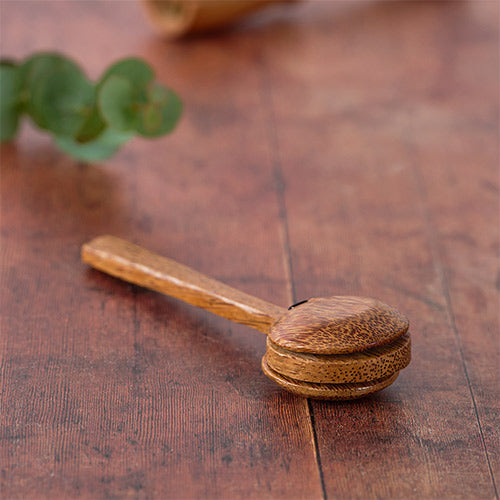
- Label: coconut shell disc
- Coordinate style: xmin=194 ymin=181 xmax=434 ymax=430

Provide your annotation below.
xmin=265 ymin=334 xmax=411 ymax=384
xmin=269 ymin=296 xmax=409 ymax=355
xmin=262 ymin=356 xmax=400 ymax=400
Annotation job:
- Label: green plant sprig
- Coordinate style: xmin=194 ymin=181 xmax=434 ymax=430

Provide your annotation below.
xmin=0 ymin=52 xmax=182 ymax=161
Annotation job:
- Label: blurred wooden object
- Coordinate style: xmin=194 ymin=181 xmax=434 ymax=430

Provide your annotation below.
xmin=142 ymin=0 xmax=296 ymax=37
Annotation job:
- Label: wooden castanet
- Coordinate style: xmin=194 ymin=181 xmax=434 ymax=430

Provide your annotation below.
xmin=82 ymin=235 xmax=411 ymax=400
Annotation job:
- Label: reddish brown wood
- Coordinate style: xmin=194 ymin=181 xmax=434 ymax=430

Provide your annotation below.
xmin=262 ymin=1 xmax=499 ymax=497
xmin=0 ymin=0 xmax=498 ymax=499
xmin=0 ymin=2 xmax=322 ymax=498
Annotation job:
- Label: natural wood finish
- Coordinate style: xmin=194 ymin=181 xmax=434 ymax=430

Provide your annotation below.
xmin=266 ymin=334 xmax=411 ymax=384
xmin=269 ymin=296 xmax=409 ymax=354
xmin=82 ymin=235 xmax=286 ymax=334
xmin=262 ymin=357 xmax=399 ymax=400
xmin=1 ymin=0 xmax=498 ymax=498
xmin=262 ymin=297 xmax=410 ymax=397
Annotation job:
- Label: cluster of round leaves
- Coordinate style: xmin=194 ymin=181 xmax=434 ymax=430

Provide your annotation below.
xmin=0 ymin=52 xmax=182 ymax=161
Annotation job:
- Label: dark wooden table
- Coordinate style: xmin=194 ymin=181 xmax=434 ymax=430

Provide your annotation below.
xmin=1 ymin=1 xmax=498 ymax=498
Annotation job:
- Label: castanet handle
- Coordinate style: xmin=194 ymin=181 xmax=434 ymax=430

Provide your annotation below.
xmin=82 ymin=235 xmax=286 ymax=334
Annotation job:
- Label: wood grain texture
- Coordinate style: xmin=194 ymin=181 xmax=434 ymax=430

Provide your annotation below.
xmin=266 ymin=334 xmax=411 ymax=384
xmin=0 ymin=2 xmax=323 ymax=498
xmin=262 ymin=357 xmax=399 ymax=400
xmin=1 ymin=0 xmax=498 ymax=499
xmin=261 ymin=1 xmax=499 ymax=497
xmin=269 ymin=296 xmax=408 ymax=354
xmin=82 ymin=235 xmax=286 ymax=333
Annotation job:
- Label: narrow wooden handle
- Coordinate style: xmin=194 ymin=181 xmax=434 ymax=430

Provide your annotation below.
xmin=82 ymin=235 xmax=286 ymax=334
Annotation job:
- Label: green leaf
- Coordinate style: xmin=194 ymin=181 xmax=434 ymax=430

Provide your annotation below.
xmin=136 ymin=84 xmax=182 ymax=137
xmin=19 ymin=52 xmax=83 ymax=126
xmin=98 ymin=76 xmax=137 ymax=131
xmin=20 ymin=52 xmax=81 ymax=88
xmin=75 ymin=105 xmax=106 ymax=143
xmin=0 ymin=62 xmax=23 ymax=141
xmin=0 ymin=58 xmax=18 ymax=68
xmin=31 ymin=66 xmax=94 ymax=136
xmin=55 ymin=128 xmax=133 ymax=162
xmin=1 ymin=51 xmax=181 ymax=161
xmin=98 ymin=57 xmax=154 ymax=90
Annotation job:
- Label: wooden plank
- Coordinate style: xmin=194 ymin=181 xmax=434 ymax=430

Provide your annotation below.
xmin=403 ymin=2 xmax=499 ymax=484
xmin=1 ymin=0 xmax=498 ymax=498
xmin=263 ymin=1 xmax=499 ymax=498
xmin=0 ymin=1 xmax=324 ymax=498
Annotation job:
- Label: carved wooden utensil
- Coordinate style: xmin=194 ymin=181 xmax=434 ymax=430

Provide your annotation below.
xmin=82 ymin=236 xmax=411 ymax=400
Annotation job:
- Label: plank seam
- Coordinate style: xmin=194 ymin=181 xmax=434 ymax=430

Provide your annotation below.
xmin=258 ymin=51 xmax=327 ymax=500
xmin=307 ymin=399 xmax=328 ymax=500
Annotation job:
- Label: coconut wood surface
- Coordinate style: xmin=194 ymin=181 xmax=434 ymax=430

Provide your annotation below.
xmin=1 ymin=1 xmax=498 ymax=499
xmin=266 ymin=334 xmax=411 ymax=384
xmin=269 ymin=296 xmax=409 ymax=354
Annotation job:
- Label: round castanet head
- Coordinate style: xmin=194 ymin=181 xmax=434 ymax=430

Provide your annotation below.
xmin=263 ymin=296 xmax=410 ymax=400
xmin=269 ymin=296 xmax=409 ymax=355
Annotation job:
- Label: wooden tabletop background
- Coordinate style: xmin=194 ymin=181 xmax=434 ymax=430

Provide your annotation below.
xmin=1 ymin=1 xmax=498 ymax=499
